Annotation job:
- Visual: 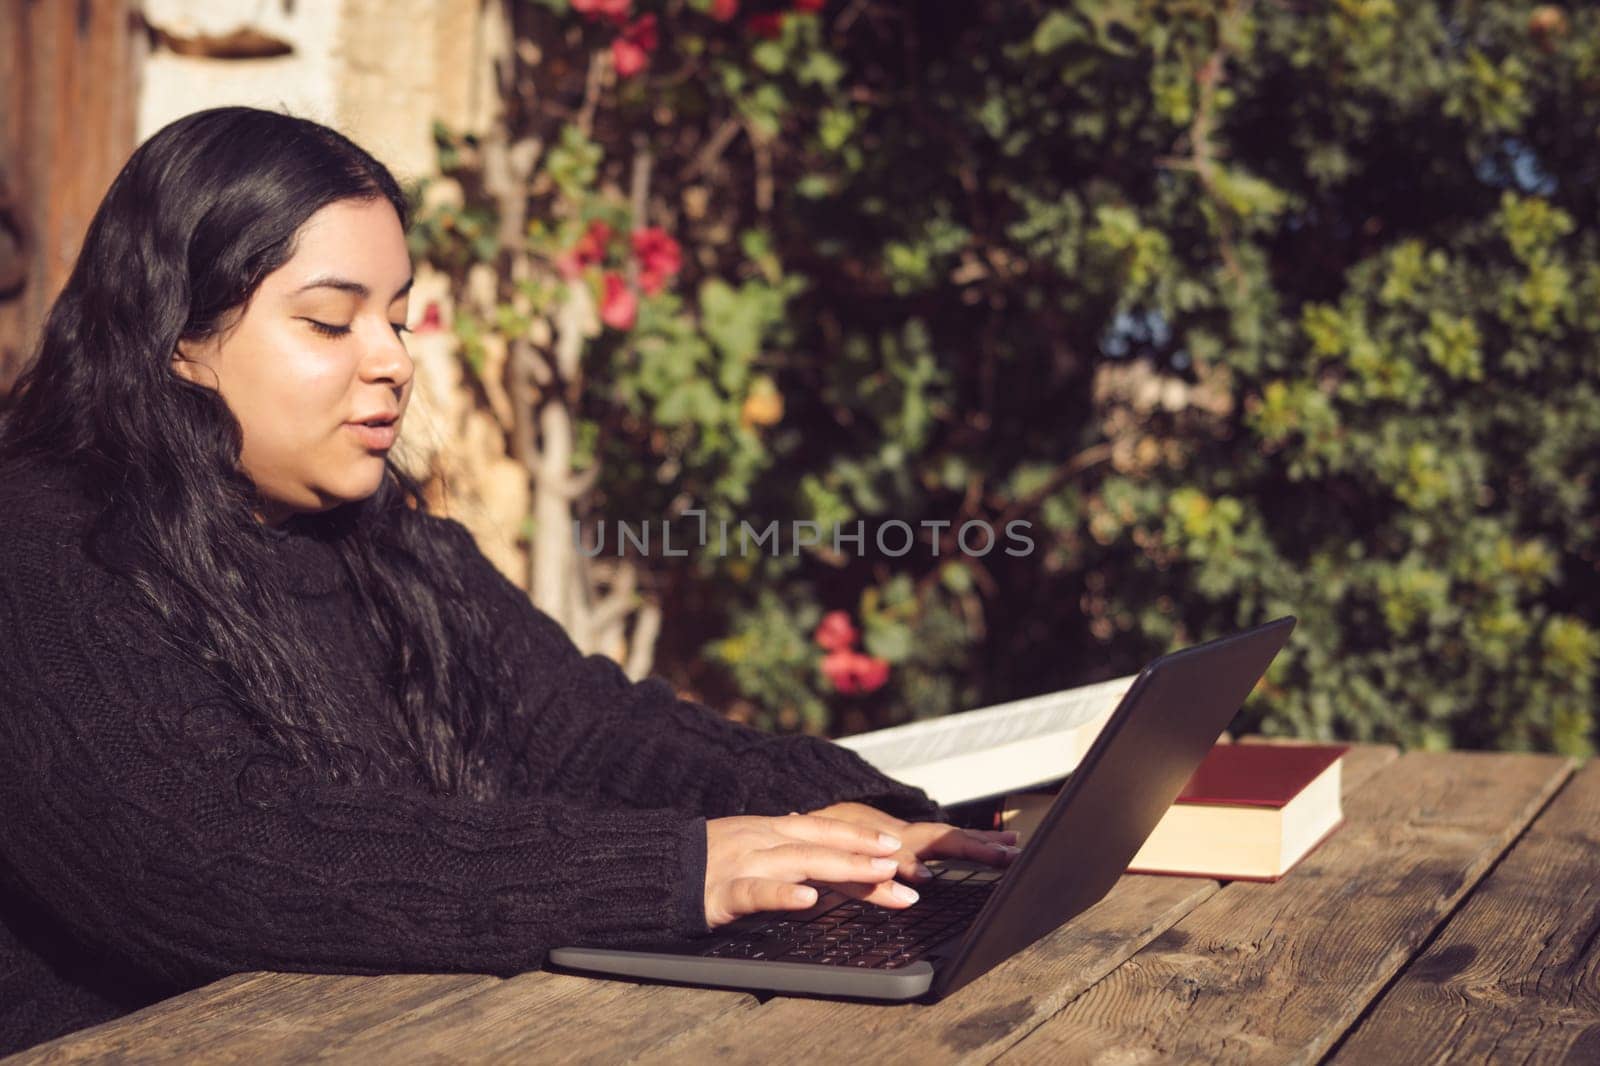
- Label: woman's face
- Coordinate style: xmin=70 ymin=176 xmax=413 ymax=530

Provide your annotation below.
xmin=172 ymin=197 xmax=415 ymax=526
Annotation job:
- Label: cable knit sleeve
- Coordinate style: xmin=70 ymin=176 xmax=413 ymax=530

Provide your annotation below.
xmin=428 ymin=516 xmax=950 ymax=826
xmin=0 ymin=527 xmax=714 ymax=991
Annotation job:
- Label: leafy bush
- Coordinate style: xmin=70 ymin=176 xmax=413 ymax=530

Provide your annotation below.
xmin=412 ymin=0 xmax=1598 ymax=753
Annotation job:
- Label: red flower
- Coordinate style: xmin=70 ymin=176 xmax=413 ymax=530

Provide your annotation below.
xmin=600 ymin=272 xmax=638 ymax=330
xmin=710 ymin=0 xmax=739 ymax=20
xmin=748 ymin=12 xmax=785 ymax=38
xmin=632 ymin=226 xmax=683 ymax=295
xmin=853 ymin=654 xmax=890 ymax=693
xmin=821 ymin=649 xmax=861 ymax=693
xmin=577 ymin=219 xmax=613 ymax=260
xmin=572 ymin=0 xmax=632 ymax=25
xmin=628 ymin=13 xmax=659 ymax=50
xmin=556 ymin=219 xmax=613 ymax=279
xmin=813 ymin=610 xmax=859 ymax=652
xmin=793 ymin=0 xmax=825 ymax=11
xmin=416 ymin=300 xmax=443 ymax=333
xmin=611 ymin=14 xmax=658 ymax=78
xmin=821 ymin=649 xmax=890 ymax=695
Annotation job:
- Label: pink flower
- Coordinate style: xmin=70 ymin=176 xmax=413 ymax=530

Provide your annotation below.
xmin=600 ymin=272 xmax=638 ymax=330
xmin=821 ymin=649 xmax=890 ymax=695
xmin=612 ymin=38 xmax=648 ymax=78
xmin=555 ymin=251 xmax=583 ymax=279
xmin=632 ymin=226 xmax=683 ymax=295
xmin=572 ymin=0 xmax=632 ymax=25
xmin=710 ymin=0 xmax=739 ymax=20
xmin=416 ymin=300 xmax=443 ymax=333
xmin=813 ymin=610 xmax=858 ymax=652
xmin=612 ymin=14 xmax=658 ymax=78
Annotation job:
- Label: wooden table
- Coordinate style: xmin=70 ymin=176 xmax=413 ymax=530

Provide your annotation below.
xmin=7 ymin=738 xmax=1598 ymax=1064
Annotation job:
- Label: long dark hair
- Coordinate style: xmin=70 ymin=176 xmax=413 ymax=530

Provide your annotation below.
xmin=0 ymin=106 xmax=523 ymax=804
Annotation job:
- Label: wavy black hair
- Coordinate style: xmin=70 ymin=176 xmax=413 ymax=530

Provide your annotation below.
xmin=0 ymin=106 xmax=523 ymax=803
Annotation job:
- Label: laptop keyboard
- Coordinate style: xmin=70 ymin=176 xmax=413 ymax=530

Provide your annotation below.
xmin=699 ymin=865 xmax=1003 ymax=969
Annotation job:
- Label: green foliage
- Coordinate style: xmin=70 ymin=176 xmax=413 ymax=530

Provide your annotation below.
xmin=544 ymin=125 xmax=603 ymax=202
xmin=411 ymin=0 xmax=1599 ymax=752
xmin=706 ymin=588 xmax=831 ymax=734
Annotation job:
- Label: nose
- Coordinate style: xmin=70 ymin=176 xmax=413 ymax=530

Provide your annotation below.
xmin=362 ymin=322 xmax=415 ymax=395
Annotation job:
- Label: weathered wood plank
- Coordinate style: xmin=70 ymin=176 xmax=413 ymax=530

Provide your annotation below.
xmin=993 ymin=750 xmax=1575 ymax=1066
xmin=324 ymin=969 xmax=760 ymax=1063
xmin=4 ymin=972 xmax=496 ymax=1065
xmin=1329 ymin=758 xmax=1600 ymax=1065
xmin=2 ymin=971 xmax=272 ymax=1065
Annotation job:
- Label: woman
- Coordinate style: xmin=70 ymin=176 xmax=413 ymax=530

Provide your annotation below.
xmin=0 ymin=107 xmax=1018 ymax=1054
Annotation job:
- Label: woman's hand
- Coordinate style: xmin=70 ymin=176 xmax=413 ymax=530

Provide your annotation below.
xmin=794 ymin=801 xmax=1021 ymax=905
xmin=703 ymin=813 xmax=912 ymax=929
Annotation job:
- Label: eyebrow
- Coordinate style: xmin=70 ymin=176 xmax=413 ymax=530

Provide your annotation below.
xmin=292 ymin=274 xmax=414 ymax=300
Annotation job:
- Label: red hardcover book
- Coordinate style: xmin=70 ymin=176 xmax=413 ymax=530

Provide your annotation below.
xmin=1123 ymin=742 xmax=1350 ymax=881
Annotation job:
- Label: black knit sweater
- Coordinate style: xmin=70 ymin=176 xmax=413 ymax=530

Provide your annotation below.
xmin=0 ymin=456 xmax=943 ymax=1056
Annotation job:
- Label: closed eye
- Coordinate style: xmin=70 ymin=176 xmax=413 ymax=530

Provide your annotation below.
xmin=304 ymin=315 xmax=348 ymax=336
xmin=304 ymin=319 xmax=411 ymax=339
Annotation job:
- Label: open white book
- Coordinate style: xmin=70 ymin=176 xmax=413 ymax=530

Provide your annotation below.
xmin=833 ymin=674 xmax=1138 ymax=807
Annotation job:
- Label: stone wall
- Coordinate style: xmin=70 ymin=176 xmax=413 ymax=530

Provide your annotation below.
xmin=137 ymin=0 xmax=503 ymax=180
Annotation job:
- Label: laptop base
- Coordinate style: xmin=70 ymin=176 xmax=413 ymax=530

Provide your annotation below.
xmin=545 ymin=945 xmax=942 ymax=1000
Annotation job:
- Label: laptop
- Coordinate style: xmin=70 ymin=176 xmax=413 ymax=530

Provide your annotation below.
xmin=547 ymin=616 xmax=1297 ymax=1003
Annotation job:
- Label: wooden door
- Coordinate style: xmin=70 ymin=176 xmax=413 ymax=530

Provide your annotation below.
xmin=0 ymin=0 xmax=143 ymax=391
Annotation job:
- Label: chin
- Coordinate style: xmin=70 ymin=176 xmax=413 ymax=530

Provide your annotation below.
xmin=309 ymin=467 xmax=387 ymax=511
xmin=342 ymin=467 xmax=389 ymax=501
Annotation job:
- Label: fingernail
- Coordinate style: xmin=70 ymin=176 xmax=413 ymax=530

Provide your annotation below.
xmin=870 ymin=857 xmax=898 ymax=873
xmin=994 ymin=844 xmax=1020 ymax=856
xmin=914 ymin=862 xmax=934 ymax=880
xmin=890 ymin=882 xmax=919 ymax=904
xmin=878 ymin=833 xmax=901 ymax=850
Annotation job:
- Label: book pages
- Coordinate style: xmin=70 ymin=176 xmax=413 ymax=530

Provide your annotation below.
xmin=834 ymin=674 xmax=1136 ymax=806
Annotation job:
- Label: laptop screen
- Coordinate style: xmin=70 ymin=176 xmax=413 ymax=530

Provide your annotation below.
xmin=930 ymin=617 xmax=1296 ymax=999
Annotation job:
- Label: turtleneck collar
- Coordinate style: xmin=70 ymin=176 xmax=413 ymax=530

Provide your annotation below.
xmin=251 ymin=513 xmax=351 ymax=598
